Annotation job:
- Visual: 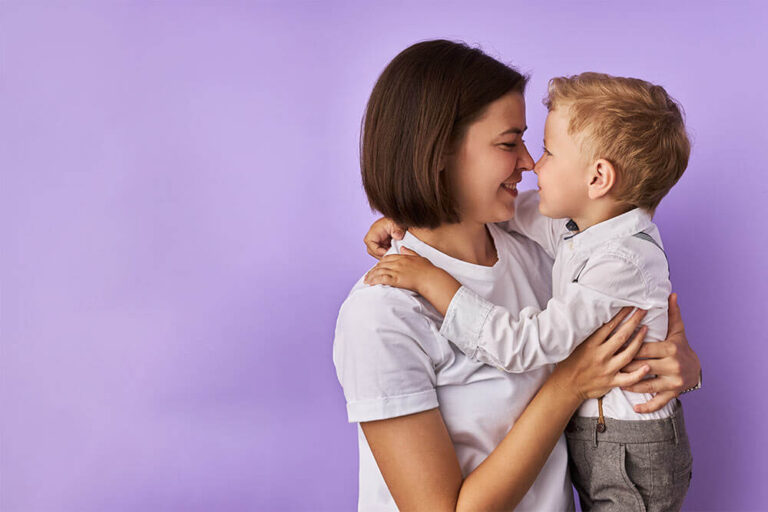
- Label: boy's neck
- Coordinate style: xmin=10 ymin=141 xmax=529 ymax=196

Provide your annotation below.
xmin=409 ymin=221 xmax=498 ymax=267
xmin=570 ymin=199 xmax=635 ymax=233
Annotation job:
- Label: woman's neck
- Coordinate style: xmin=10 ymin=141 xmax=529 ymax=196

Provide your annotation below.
xmin=409 ymin=220 xmax=498 ymax=267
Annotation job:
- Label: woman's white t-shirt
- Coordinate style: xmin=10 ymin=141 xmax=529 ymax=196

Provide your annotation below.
xmin=333 ymin=224 xmax=574 ymax=511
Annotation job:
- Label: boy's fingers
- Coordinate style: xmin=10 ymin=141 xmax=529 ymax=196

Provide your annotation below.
xmin=365 ymin=269 xmax=394 ymax=285
xmin=365 ymin=237 xmax=390 ymax=260
xmin=384 ymin=219 xmax=406 ymax=240
xmin=365 ymin=265 xmax=388 ymax=281
xmin=633 ymin=391 xmax=676 ymax=414
xmin=399 ymin=247 xmax=420 ymax=256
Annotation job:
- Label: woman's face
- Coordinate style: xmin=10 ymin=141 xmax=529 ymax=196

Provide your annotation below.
xmin=446 ymin=92 xmax=534 ymax=225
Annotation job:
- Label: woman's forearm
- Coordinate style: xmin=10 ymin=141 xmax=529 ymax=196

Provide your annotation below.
xmin=456 ymin=373 xmax=580 ymax=511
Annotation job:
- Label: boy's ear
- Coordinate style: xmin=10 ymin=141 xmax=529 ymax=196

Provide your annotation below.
xmin=587 ymin=159 xmax=616 ymax=199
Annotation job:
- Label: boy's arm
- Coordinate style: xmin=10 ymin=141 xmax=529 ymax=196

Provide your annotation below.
xmin=495 ymin=190 xmax=565 ymax=259
xmin=441 ymin=255 xmax=653 ymax=372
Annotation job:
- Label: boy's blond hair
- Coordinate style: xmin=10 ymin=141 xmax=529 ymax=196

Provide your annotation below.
xmin=545 ymin=72 xmax=690 ymax=212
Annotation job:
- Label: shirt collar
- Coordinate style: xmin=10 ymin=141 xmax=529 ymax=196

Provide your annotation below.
xmin=390 ymin=225 xmax=508 ymax=280
xmin=564 ymin=208 xmax=653 ymax=251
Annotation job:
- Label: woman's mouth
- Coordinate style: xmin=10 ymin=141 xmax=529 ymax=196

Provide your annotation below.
xmin=501 ymin=182 xmax=518 ymax=197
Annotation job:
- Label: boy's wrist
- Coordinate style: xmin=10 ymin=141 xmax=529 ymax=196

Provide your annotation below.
xmin=420 ymin=269 xmax=461 ymax=316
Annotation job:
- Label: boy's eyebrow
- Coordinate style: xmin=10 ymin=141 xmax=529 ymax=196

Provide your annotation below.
xmin=499 ymin=126 xmax=528 ymax=136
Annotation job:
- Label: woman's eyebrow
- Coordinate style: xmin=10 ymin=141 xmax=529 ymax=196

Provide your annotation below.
xmin=498 ymin=126 xmax=528 ymax=136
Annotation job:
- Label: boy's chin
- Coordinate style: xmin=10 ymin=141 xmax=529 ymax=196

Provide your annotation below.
xmin=538 ymin=205 xmax=565 ymax=220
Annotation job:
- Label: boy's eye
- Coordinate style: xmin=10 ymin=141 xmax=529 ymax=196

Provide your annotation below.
xmin=542 ymin=146 xmax=552 ymax=156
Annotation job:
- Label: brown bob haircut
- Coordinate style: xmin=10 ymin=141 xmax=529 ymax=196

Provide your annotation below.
xmin=361 ymin=40 xmax=528 ymax=228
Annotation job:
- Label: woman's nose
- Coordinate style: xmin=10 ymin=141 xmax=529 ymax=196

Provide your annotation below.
xmin=519 ymin=143 xmax=535 ymax=171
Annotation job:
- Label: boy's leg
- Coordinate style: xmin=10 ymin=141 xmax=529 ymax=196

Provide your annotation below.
xmin=566 ymin=433 xmax=647 ymax=511
xmin=565 ymin=400 xmax=692 ymax=512
xmin=623 ymin=401 xmax=693 ymax=512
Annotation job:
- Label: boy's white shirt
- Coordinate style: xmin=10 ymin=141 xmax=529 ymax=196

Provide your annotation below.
xmin=440 ymin=190 xmax=675 ymax=420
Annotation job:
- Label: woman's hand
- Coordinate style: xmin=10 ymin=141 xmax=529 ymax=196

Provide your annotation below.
xmin=620 ymin=293 xmax=702 ymax=413
xmin=364 ymin=217 xmax=405 ymax=259
xmin=551 ymin=308 xmax=652 ymax=403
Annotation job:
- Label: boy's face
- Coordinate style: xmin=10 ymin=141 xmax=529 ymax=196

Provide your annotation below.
xmin=534 ymin=107 xmax=592 ymax=220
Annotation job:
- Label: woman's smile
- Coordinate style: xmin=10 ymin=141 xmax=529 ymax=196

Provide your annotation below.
xmin=501 ymin=181 xmax=519 ymax=198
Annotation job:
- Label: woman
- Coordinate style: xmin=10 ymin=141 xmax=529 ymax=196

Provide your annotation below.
xmin=333 ymin=40 xmax=700 ymax=511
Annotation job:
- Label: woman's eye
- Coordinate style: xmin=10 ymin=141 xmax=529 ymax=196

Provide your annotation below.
xmin=500 ymin=143 xmax=517 ymax=149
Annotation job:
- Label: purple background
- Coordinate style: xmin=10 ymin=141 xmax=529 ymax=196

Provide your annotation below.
xmin=2 ymin=2 xmax=766 ymax=510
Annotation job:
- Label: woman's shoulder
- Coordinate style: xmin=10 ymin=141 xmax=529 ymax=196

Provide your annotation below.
xmin=341 ymin=277 xmax=423 ymax=316
xmin=336 ymin=279 xmax=434 ymax=341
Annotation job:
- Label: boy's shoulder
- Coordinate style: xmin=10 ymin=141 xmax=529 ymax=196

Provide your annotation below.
xmin=594 ymin=220 xmax=670 ymax=286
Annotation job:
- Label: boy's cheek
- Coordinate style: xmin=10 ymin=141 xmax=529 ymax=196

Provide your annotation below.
xmin=537 ymin=193 xmax=548 ymax=213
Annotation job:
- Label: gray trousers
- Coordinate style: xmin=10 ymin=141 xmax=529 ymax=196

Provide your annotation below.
xmin=565 ymin=399 xmax=692 ymax=512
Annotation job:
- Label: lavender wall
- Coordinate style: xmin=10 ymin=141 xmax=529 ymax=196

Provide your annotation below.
xmin=2 ymin=2 xmax=766 ymax=510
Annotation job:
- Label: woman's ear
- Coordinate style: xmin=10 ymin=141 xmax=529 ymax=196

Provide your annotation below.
xmin=587 ymin=159 xmax=616 ymax=199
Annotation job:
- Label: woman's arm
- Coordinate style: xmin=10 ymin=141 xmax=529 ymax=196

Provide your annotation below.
xmin=362 ymin=308 xmax=651 ymax=511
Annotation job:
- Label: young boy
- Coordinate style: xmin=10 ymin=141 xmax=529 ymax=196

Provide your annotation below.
xmin=364 ymin=72 xmax=695 ymax=510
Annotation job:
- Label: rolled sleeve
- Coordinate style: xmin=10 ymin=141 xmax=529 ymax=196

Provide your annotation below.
xmin=439 ymin=285 xmax=494 ymax=359
xmin=333 ymin=286 xmax=442 ymax=423
xmin=347 ymin=388 xmax=438 ymax=423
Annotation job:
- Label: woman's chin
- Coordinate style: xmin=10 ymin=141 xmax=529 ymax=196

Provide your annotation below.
xmin=488 ymin=206 xmax=516 ymax=224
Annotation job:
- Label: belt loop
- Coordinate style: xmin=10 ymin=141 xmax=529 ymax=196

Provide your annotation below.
xmin=593 ymin=419 xmax=598 ymax=447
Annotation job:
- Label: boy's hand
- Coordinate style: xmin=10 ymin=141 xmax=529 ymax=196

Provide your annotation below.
xmin=364 ymin=247 xmax=461 ymax=316
xmin=364 ymin=217 xmax=406 ymax=259
xmin=364 ymin=247 xmax=437 ymax=294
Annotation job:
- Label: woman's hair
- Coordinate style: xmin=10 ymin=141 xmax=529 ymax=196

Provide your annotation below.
xmin=361 ymin=40 xmax=528 ymax=228
xmin=545 ymin=72 xmax=690 ymax=213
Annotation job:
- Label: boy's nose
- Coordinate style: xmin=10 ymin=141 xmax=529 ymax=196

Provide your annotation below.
xmin=532 ymin=156 xmax=544 ymax=175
